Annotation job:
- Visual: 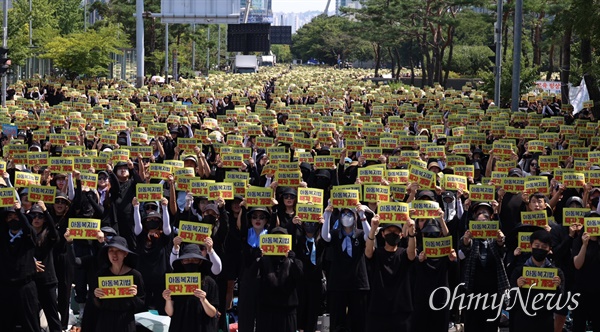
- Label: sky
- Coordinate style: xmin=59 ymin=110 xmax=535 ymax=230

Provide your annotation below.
xmin=271 ymin=0 xmax=331 ymax=13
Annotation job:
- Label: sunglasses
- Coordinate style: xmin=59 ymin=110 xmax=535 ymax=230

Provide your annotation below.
xmin=30 ymin=213 xmax=45 ymax=219
xmin=252 ymin=214 xmax=268 ymax=220
xmin=55 ymin=199 xmax=69 ymax=205
xmin=98 ymin=177 xmax=108 ymax=181
xmin=282 ymin=194 xmax=295 ymax=200
xmin=144 ymin=205 xmax=158 ymax=211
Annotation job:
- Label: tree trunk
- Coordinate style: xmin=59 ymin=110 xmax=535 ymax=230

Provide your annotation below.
xmin=388 ymin=47 xmax=395 ymax=79
xmin=443 ymin=38 xmax=454 ymax=88
xmin=561 ymin=23 xmax=571 ymax=104
xmin=393 ymin=47 xmax=401 ymax=79
xmin=433 ymin=47 xmax=440 ymax=84
xmin=409 ymin=56 xmax=415 ymax=85
xmin=373 ymin=43 xmax=381 ymax=76
xmin=582 ymin=37 xmax=600 ymax=118
xmin=533 ymin=12 xmax=544 ymax=66
xmin=545 ymin=44 xmax=554 ymax=81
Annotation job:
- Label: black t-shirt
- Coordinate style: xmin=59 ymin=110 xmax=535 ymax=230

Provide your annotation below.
xmin=168 ymin=276 xmax=219 ymax=332
xmin=135 ymin=232 xmax=171 ymax=282
xmin=571 ymin=236 xmax=600 ymax=292
xmin=327 ymin=228 xmax=369 ymax=291
xmin=367 ymin=247 xmax=412 ymax=314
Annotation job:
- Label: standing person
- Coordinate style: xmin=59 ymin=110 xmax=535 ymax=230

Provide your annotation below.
xmin=92 ymin=236 xmax=146 ymax=332
xmin=52 ymin=183 xmax=82 ymax=331
xmin=163 ymin=244 xmax=219 ymax=332
xmin=510 ymin=230 xmax=564 ymax=332
xmin=63 ymin=226 xmax=110 ymax=332
xmin=29 ymin=201 xmax=62 ymax=332
xmin=294 ymin=219 xmax=326 ymax=332
xmin=0 ymin=202 xmax=41 ymax=332
xmin=459 ymin=211 xmax=509 ymax=332
xmin=254 ymin=227 xmax=304 ymax=332
xmin=364 ymin=216 xmax=417 ymax=332
xmin=572 ymin=221 xmax=600 ymax=332
xmin=108 ymin=160 xmax=143 ymax=250
xmin=321 ymin=203 xmax=371 ymax=332
xmin=237 ymin=204 xmax=274 ymax=331
xmin=132 ymin=197 xmax=171 ymax=314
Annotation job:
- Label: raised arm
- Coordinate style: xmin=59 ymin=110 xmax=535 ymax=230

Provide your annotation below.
xmin=161 ymin=197 xmax=171 ymax=236
xmin=321 ymin=203 xmax=333 ymax=242
xmin=133 ymin=198 xmax=142 ymax=236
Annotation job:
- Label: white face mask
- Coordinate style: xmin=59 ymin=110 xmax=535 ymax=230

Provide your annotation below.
xmin=340 ymin=212 xmax=355 ymax=227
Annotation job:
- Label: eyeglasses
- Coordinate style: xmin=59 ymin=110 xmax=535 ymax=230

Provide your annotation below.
xmin=282 ymin=194 xmax=295 ymax=200
xmin=98 ymin=177 xmax=108 ymax=181
xmin=55 ymin=199 xmax=69 ymax=205
xmin=252 ymin=214 xmax=268 ymax=220
xmin=144 ymin=205 xmax=158 ymax=211
xmin=30 ymin=213 xmax=44 ymax=219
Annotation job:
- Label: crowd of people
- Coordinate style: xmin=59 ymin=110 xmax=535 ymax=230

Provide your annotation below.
xmin=0 ymin=67 xmax=598 ymax=332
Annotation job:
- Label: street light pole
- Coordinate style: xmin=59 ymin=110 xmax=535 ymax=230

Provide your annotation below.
xmin=511 ymin=0 xmax=523 ymax=112
xmin=135 ymin=0 xmax=144 ymax=87
xmin=2 ymin=0 xmax=8 ymax=107
xmin=165 ymin=23 xmax=169 ymax=80
xmin=494 ymin=0 xmax=503 ymax=107
xmin=206 ymin=25 xmax=210 ymax=76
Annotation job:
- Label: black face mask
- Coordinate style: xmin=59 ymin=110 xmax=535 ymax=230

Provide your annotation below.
xmin=182 ymin=263 xmax=200 ymax=272
xmin=304 ymin=222 xmax=317 ymax=234
xmin=203 ymin=215 xmax=216 ymax=225
xmin=531 ymin=248 xmax=549 ymax=262
xmin=145 ymin=220 xmax=160 ymax=230
xmin=384 ymin=233 xmax=401 ymax=246
xmin=7 ymin=219 xmax=23 ymax=231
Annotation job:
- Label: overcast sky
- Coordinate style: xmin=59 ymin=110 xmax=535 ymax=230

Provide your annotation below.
xmin=272 ymin=0 xmax=330 ymax=13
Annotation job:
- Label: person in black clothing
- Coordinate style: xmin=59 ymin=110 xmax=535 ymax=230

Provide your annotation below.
xmin=132 ymin=197 xmax=171 ymax=314
xmin=510 ymin=230 xmax=564 ymax=332
xmin=92 ymin=236 xmax=146 ymax=332
xmin=253 ymin=226 xmax=304 ymax=332
xmin=459 ymin=209 xmax=509 ymax=332
xmin=321 ymin=203 xmax=372 ymax=332
xmin=0 ymin=202 xmax=41 ymax=332
xmin=365 ymin=216 xmax=417 ymax=332
xmin=223 ymin=195 xmax=243 ymax=315
xmin=572 ymin=217 xmax=600 ymax=332
xmin=294 ymin=218 xmax=326 ymax=332
xmin=163 ymin=244 xmax=219 ymax=332
xmin=29 ymin=201 xmax=61 ymax=332
xmin=237 ymin=204 xmax=274 ymax=331
xmin=51 ymin=174 xmax=83 ymax=331
xmin=412 ymin=217 xmax=457 ymax=332
xmin=73 ymin=184 xmax=106 ymax=318
xmin=64 ymin=225 xmax=110 ymax=332
xmin=107 ymin=159 xmax=143 ymax=250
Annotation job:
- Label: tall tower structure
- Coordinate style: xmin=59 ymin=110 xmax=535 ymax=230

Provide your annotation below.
xmin=240 ymin=0 xmax=273 ymax=23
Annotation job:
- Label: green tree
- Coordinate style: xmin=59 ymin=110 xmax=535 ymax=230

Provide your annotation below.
xmin=8 ymin=0 xmax=59 ymax=65
xmin=272 ymin=45 xmax=292 ymax=63
xmin=291 ymin=14 xmax=362 ymax=65
xmin=478 ymin=59 xmax=539 ymax=107
xmin=40 ymin=24 xmax=129 ymax=78
xmin=445 ymin=45 xmax=493 ymax=77
xmin=56 ymin=0 xmax=84 ymax=35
